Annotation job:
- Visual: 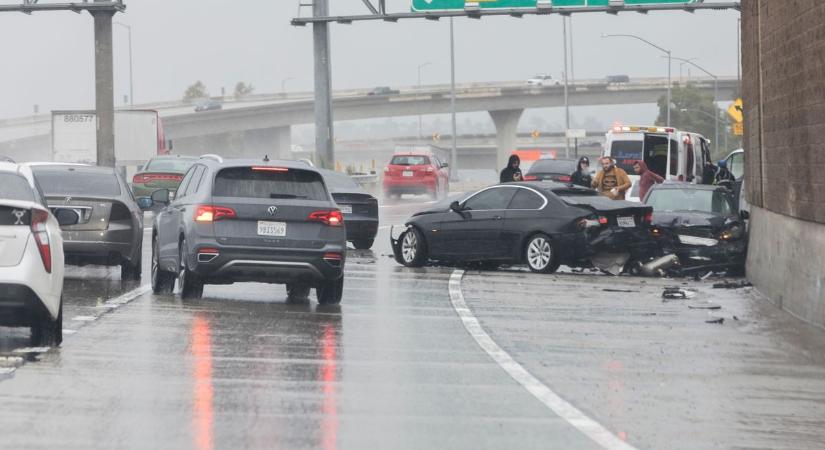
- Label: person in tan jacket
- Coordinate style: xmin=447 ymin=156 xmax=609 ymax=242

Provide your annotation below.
xmin=592 ymin=157 xmax=632 ymax=200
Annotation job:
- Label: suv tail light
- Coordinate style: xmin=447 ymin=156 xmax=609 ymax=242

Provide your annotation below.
xmin=309 ymin=210 xmax=344 ymax=227
xmin=523 ymin=175 xmax=538 ymax=181
xmin=194 ymin=205 xmax=236 ymax=222
xmin=643 ymin=212 xmax=654 ymax=224
xmin=30 ymin=208 xmax=51 ymax=273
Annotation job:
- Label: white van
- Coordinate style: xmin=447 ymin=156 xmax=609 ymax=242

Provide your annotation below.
xmin=603 ymin=125 xmax=712 ymax=201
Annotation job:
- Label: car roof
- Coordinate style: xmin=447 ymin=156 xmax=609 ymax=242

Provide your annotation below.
xmin=150 ymin=154 xmax=198 ymax=160
xmin=200 ymin=157 xmax=324 ymax=173
xmin=28 ymin=163 xmax=116 ymax=175
xmin=0 ymin=161 xmax=37 ymax=184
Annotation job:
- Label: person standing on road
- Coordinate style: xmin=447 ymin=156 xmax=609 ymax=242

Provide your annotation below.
xmin=500 ymin=154 xmax=524 ymax=183
xmin=570 ymin=156 xmax=592 ymax=188
xmin=592 ymin=157 xmax=631 ymax=200
xmin=634 ymin=160 xmax=664 ymax=201
xmin=713 ymin=159 xmax=735 ymax=190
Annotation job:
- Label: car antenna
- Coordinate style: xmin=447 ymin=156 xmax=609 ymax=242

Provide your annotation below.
xmin=263 ymin=154 xmax=270 ymax=162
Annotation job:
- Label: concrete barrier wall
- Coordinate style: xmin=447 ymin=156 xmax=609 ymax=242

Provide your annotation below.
xmin=747 ymin=206 xmax=825 ymax=328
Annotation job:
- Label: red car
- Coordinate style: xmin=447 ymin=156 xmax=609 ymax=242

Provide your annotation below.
xmin=383 ymin=153 xmax=450 ymax=200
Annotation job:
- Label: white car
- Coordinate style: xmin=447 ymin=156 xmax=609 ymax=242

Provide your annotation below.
xmin=527 ymin=74 xmax=561 ymax=86
xmin=0 ymin=161 xmax=77 ymax=346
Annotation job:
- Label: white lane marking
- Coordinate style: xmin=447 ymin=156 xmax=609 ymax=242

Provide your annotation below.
xmin=63 ymin=329 xmax=78 ymax=335
xmin=448 ymin=270 xmax=639 ymax=450
xmin=71 ymin=316 xmax=98 ymax=322
xmin=105 ymin=285 xmax=151 ymax=305
xmin=12 ymin=347 xmax=51 ymax=354
xmin=0 ymin=367 xmax=16 ymax=375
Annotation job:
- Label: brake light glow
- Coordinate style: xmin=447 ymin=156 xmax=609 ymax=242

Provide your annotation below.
xmin=598 ymin=216 xmax=609 ymax=225
xmin=30 ymin=208 xmax=51 ymax=273
xmin=198 ymin=247 xmax=220 ymax=254
xmin=559 ymin=175 xmax=572 ymax=182
xmin=309 ymin=210 xmax=344 ymax=227
xmin=644 ymin=212 xmax=654 ymax=224
xmin=251 ymin=166 xmax=289 ymax=172
xmin=523 ymin=175 xmax=538 ymax=181
xmin=194 ymin=205 xmax=236 ymax=222
xmin=323 ymin=252 xmax=343 ymax=261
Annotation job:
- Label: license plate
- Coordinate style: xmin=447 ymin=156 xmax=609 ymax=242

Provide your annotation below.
xmin=339 ymin=205 xmax=353 ymax=214
xmin=257 ymin=221 xmax=286 ymax=237
xmin=402 ymin=171 xmax=414 ymax=177
xmin=617 ymin=216 xmax=636 ymax=228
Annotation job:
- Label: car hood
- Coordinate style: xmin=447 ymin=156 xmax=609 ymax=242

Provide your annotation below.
xmin=652 ymin=210 xmax=734 ymax=230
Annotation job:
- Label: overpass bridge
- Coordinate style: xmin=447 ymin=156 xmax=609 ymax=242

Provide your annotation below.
xmin=0 ymin=77 xmax=736 ymax=169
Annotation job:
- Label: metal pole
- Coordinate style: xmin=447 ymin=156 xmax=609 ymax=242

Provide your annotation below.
xmin=449 ymin=17 xmax=458 ymax=181
xmin=313 ymin=0 xmax=334 ymax=169
xmin=666 ymin=50 xmax=671 ymax=127
xmin=569 ymin=16 xmax=575 ymax=84
xmin=126 ymin=25 xmax=133 ymax=106
xmin=737 ymin=17 xmax=741 ymax=91
xmin=562 ymin=16 xmax=570 ymax=158
xmin=714 ymin=76 xmax=719 ymax=153
xmin=92 ymin=7 xmax=116 ymax=167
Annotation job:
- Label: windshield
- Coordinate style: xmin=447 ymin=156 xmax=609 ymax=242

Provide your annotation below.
xmin=214 ymin=167 xmax=329 ymax=201
xmin=0 ymin=173 xmax=34 ymax=202
xmin=646 ymin=188 xmax=734 ymax=215
xmin=528 ymin=159 xmax=577 ymax=175
xmin=390 ymin=155 xmax=430 ymax=166
xmin=33 ymin=167 xmax=121 ymax=197
xmin=145 ymin=158 xmax=196 ymax=173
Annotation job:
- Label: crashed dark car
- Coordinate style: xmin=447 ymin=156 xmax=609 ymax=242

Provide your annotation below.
xmin=319 ymin=169 xmax=379 ymax=250
xmin=644 ymin=183 xmax=747 ymax=273
xmin=391 ymin=182 xmax=658 ymax=274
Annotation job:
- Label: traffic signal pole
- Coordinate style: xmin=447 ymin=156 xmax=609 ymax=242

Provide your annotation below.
xmin=313 ymin=0 xmax=335 ymax=169
xmin=92 ymin=2 xmax=116 ymax=167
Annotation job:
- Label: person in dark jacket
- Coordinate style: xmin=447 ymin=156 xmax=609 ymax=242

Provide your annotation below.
xmin=713 ymin=159 xmax=735 ymax=189
xmin=570 ymin=156 xmax=592 ymax=188
xmin=633 ymin=160 xmax=664 ymax=201
xmin=500 ymin=154 xmax=523 ymax=183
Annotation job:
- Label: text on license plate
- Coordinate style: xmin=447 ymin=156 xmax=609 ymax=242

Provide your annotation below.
xmin=617 ymin=216 xmax=635 ymax=228
xmin=257 ymin=221 xmax=286 ymax=237
xmin=339 ymin=205 xmax=353 ymax=214
xmin=402 ymin=171 xmax=414 ymax=177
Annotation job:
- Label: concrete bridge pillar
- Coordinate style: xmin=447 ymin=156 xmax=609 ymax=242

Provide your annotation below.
xmin=489 ymin=109 xmax=524 ymax=171
xmin=242 ymin=126 xmax=292 ymax=160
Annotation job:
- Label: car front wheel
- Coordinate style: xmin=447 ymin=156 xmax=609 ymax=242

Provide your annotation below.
xmin=399 ymin=227 xmax=427 ymax=268
xmin=525 ymin=233 xmax=558 ymax=274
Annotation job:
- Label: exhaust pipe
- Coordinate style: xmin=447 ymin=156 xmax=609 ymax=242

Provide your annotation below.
xmin=639 ymin=254 xmax=680 ymax=277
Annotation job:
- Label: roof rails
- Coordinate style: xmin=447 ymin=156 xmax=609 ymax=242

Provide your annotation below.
xmin=199 ymin=154 xmax=224 ymax=163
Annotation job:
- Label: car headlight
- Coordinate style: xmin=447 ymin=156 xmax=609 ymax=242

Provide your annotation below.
xmin=719 ymin=225 xmax=744 ymax=241
xmin=677 ymin=235 xmax=718 ymax=247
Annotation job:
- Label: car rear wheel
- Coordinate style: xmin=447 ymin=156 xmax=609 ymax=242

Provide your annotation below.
xmin=286 ymin=283 xmax=311 ymax=302
xmin=399 ymin=227 xmax=427 ymax=268
xmin=121 ymin=247 xmax=142 ymax=282
xmin=316 ymin=277 xmax=344 ymax=305
xmin=151 ymin=236 xmax=175 ymax=295
xmin=525 ymin=234 xmax=558 ymax=274
xmin=31 ymin=298 xmax=62 ymax=347
xmin=353 ymin=239 xmax=374 ymax=250
xmin=178 ymin=240 xmax=204 ymax=300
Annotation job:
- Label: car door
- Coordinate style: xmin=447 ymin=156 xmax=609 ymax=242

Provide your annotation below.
xmin=501 ymin=187 xmax=548 ymax=260
xmin=436 ymin=186 xmax=517 ymax=259
xmin=157 ymin=165 xmax=198 ymax=267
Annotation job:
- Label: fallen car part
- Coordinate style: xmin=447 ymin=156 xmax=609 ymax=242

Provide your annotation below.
xmin=639 ymin=254 xmax=680 ymax=277
xmin=688 ymin=304 xmax=722 ymax=310
xmin=713 ymin=280 xmax=753 ymax=289
xmin=662 ymin=286 xmax=697 ymax=300
xmin=590 ymin=252 xmax=630 ymax=276
xmin=706 ymin=317 xmax=725 ymax=324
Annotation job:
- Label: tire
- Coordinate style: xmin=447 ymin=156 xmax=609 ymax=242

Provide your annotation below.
xmin=178 ymin=239 xmax=204 ymax=300
xmin=120 ymin=253 xmax=142 ymax=281
xmin=316 ymin=277 xmax=344 ymax=305
xmin=524 ymin=233 xmax=558 ymax=274
xmin=151 ymin=236 xmax=175 ymax=295
xmin=31 ymin=298 xmax=62 ymax=347
xmin=352 ymin=239 xmax=374 ymax=250
xmin=398 ymin=227 xmax=427 ymax=268
xmin=286 ymin=283 xmax=311 ymax=301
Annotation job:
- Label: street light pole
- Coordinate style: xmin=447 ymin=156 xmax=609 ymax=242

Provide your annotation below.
xmin=113 ymin=21 xmax=133 ymax=107
xmin=449 ymin=17 xmax=458 ymax=181
xmin=562 ymin=17 xmax=570 ymax=158
xmin=601 ymin=33 xmax=672 ymax=127
xmin=670 ymin=56 xmax=719 ymax=154
xmin=417 ymin=62 xmax=432 ymax=140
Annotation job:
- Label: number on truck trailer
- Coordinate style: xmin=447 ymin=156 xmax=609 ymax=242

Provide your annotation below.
xmin=63 ymin=114 xmax=95 ymax=123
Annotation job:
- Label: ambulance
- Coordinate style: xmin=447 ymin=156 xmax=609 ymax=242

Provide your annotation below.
xmin=603 ymin=125 xmax=713 ymax=201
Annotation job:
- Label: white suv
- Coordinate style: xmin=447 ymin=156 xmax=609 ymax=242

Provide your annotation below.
xmin=526 ymin=74 xmax=561 ymax=86
xmin=0 ymin=160 xmax=77 ymax=346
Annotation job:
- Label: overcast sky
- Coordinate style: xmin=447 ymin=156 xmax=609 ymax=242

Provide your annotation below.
xmin=0 ymin=0 xmax=739 ymax=120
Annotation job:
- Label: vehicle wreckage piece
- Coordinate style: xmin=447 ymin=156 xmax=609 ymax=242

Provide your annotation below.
xmin=639 ymin=254 xmax=680 ymax=277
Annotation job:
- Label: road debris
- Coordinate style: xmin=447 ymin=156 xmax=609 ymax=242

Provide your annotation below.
xmin=713 ymin=280 xmax=753 ymax=289
xmin=705 ymin=317 xmax=725 ymax=324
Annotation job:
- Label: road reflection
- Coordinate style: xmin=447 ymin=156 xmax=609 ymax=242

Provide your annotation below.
xmin=320 ymin=322 xmax=339 ymax=450
xmin=191 ymin=315 xmax=213 ymax=450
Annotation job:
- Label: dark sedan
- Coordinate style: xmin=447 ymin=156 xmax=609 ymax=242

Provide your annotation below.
xmin=391 ymin=182 xmax=657 ymax=273
xmin=644 ymin=183 xmax=747 ymax=273
xmin=320 ymin=169 xmax=379 ymax=250
xmin=523 ymin=158 xmax=578 ymax=183
xmin=28 ymin=163 xmax=144 ymax=280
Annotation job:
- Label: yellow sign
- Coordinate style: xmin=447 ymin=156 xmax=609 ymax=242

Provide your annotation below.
xmin=733 ymin=122 xmax=744 ymax=136
xmin=431 ymin=133 xmax=441 ymax=142
xmin=531 ymin=130 xmax=541 ymax=139
xmin=727 ymin=98 xmax=744 ymax=123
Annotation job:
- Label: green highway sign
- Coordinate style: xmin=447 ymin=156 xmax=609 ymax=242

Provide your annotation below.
xmin=412 ymin=0 xmax=698 ymax=12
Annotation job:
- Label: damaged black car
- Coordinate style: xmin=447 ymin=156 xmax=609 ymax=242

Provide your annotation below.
xmin=644 ymin=183 xmax=748 ymax=274
xmin=391 ymin=182 xmax=659 ymax=274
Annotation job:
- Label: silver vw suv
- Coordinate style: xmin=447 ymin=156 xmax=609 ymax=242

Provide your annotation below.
xmin=146 ymin=156 xmax=346 ymax=304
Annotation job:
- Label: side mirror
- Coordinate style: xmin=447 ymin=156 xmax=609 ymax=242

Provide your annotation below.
xmin=150 ymin=189 xmax=170 ymax=205
xmin=740 ymin=210 xmax=750 ymax=221
xmin=136 ymin=197 xmax=154 ymax=210
xmin=450 ymin=201 xmax=463 ymax=213
xmin=441 ymin=162 xmax=449 ymax=168
xmin=55 ymin=209 xmax=80 ymax=227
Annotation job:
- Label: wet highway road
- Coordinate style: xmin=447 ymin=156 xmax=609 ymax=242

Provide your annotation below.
xmin=1 ymin=197 xmax=824 ymax=449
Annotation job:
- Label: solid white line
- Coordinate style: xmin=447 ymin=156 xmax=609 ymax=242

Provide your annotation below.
xmin=448 ymin=270 xmax=639 ymax=450
xmin=105 ymin=284 xmax=151 ymax=305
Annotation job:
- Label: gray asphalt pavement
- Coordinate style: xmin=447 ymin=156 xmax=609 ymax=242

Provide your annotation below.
xmin=0 ymin=196 xmax=824 ymax=450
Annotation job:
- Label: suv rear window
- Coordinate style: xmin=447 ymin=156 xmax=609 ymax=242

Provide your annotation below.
xmin=390 ymin=155 xmax=430 ymax=166
xmin=0 ymin=173 xmax=34 ymax=202
xmin=213 ymin=167 xmax=329 ymax=201
xmin=33 ymin=168 xmax=121 ymax=197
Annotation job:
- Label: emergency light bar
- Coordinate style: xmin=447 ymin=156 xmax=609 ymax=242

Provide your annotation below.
xmin=611 ymin=126 xmax=676 ymax=134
